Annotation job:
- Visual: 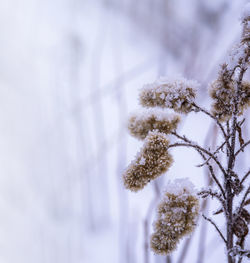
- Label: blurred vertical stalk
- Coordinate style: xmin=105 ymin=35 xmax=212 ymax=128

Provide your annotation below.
xmin=91 ymin=10 xmax=111 ymax=226
xmin=196 ymin=124 xmax=218 ymax=263
xmin=144 ymin=181 xmax=161 ymax=263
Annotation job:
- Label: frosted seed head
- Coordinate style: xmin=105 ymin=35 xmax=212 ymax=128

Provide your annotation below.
xmin=128 ymin=109 xmax=181 ymax=140
xmin=209 ymin=64 xmax=250 ymax=121
xmin=139 ymin=77 xmax=199 ymax=113
xmin=233 ymin=216 xmax=249 ymax=238
xmin=150 ymin=179 xmax=199 ymax=255
xmin=123 ymin=131 xmax=173 ymax=192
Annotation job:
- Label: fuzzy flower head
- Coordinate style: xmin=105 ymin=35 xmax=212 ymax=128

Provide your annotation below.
xmin=209 ymin=65 xmax=250 ymax=122
xmin=139 ymin=77 xmax=199 ymax=113
xmin=128 ymin=109 xmax=181 ymax=140
xmin=123 ymin=131 xmax=173 ymax=192
xmin=150 ymin=179 xmax=199 ymax=255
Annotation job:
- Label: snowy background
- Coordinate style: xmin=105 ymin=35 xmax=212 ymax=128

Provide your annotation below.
xmin=0 ymin=0 xmax=249 ymax=262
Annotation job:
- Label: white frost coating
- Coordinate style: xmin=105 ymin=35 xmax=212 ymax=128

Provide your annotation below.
xmin=129 ymin=108 xmax=180 ymax=122
xmin=163 ymin=178 xmax=196 ymax=196
xmin=140 ymin=76 xmax=199 ymax=113
xmin=142 ymin=76 xmax=200 ymax=94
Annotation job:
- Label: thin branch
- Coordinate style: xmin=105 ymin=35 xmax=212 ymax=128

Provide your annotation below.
xmin=168 ymin=142 xmax=226 ymax=198
xmin=213 ymin=207 xmax=223 ymax=215
xmin=196 ymin=140 xmax=227 ymax=168
xmin=199 ymin=151 xmax=226 ymax=200
xmin=198 ymin=189 xmax=226 ymax=208
xmin=171 ymin=132 xmax=227 ymax=177
xmin=235 ymin=139 xmax=250 ymax=156
xmin=192 ymin=103 xmax=230 ymax=149
xmin=240 ymin=169 xmax=250 ymax=186
xmin=202 ymin=214 xmax=227 ymax=244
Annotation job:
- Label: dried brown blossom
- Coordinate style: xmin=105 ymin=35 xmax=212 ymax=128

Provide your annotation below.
xmin=128 ymin=109 xmax=180 ymax=140
xmin=139 ymin=77 xmax=198 ymax=113
xmin=209 ymin=65 xmax=250 ymax=122
xmin=123 ymin=131 xmax=173 ymax=192
xmin=233 ymin=216 xmax=249 ymax=238
xmin=150 ymin=179 xmax=199 ymax=255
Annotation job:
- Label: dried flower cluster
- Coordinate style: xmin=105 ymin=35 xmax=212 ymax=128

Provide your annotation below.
xmin=123 ymin=131 xmax=173 ymax=192
xmin=150 ymin=179 xmax=199 ymax=255
xmin=123 ymin=5 xmax=250 ymax=262
xmin=139 ymin=77 xmax=198 ymax=113
xmin=209 ymin=65 xmax=250 ymax=122
xmin=128 ymin=109 xmax=180 ymax=140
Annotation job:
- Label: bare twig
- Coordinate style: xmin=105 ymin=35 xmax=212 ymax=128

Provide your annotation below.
xmin=170 ymin=132 xmax=227 ymax=177
xmin=240 ymin=169 xmax=250 ymax=186
xmin=235 ymin=140 xmax=250 ymax=156
xmin=168 ymin=140 xmax=226 ymax=198
xmin=202 ymin=214 xmax=227 ymax=244
xmin=198 ymin=189 xmax=225 ymax=208
xmin=192 ymin=103 xmax=230 ymax=148
xmin=196 ymin=140 xmax=227 ymax=167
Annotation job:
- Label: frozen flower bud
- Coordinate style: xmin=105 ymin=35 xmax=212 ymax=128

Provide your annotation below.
xmin=209 ymin=65 xmax=250 ymax=122
xmin=139 ymin=77 xmax=198 ymax=113
xmin=123 ymin=131 xmax=173 ymax=192
xmin=233 ymin=216 xmax=248 ymax=238
xmin=150 ymin=179 xmax=199 ymax=255
xmin=209 ymin=65 xmax=234 ymax=122
xmin=128 ymin=109 xmax=181 ymax=140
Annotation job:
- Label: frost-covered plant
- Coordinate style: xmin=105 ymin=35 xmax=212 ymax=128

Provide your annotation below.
xmin=123 ymin=131 xmax=173 ymax=192
xmin=123 ymin=8 xmax=250 ymax=263
xmin=128 ymin=109 xmax=180 ymax=140
xmin=150 ymin=179 xmax=199 ymax=255
xmin=139 ymin=77 xmax=198 ymax=113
